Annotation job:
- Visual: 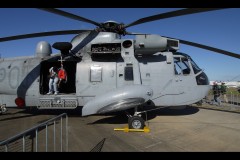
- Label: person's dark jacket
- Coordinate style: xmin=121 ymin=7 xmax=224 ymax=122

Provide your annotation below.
xmin=213 ymin=84 xmax=220 ymax=96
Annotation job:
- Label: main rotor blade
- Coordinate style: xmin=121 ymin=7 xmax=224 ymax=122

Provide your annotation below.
xmin=179 ymin=39 xmax=240 ymax=59
xmin=125 ymin=8 xmax=225 ymax=28
xmin=38 ymin=8 xmax=101 ymax=27
xmin=165 ymin=36 xmax=240 ymax=59
xmin=0 ymin=30 xmax=91 ymax=42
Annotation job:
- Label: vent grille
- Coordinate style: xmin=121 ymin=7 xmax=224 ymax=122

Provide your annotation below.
xmin=167 ymin=39 xmax=179 ymax=47
xmin=39 ymin=98 xmax=77 ymax=109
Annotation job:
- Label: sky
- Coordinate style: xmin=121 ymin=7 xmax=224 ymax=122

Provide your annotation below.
xmin=0 ymin=8 xmax=239 ymax=82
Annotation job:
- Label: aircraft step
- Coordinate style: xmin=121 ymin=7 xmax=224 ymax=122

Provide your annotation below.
xmin=38 ymin=96 xmax=78 ymax=109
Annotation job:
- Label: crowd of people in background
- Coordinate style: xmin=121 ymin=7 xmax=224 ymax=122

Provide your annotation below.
xmin=211 ymin=82 xmax=228 ymax=106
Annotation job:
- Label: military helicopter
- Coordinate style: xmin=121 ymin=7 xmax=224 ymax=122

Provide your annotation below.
xmin=0 ymin=8 xmax=239 ymax=129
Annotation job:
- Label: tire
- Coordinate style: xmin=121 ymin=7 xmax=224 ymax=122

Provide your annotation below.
xmin=128 ymin=116 xmax=145 ymax=129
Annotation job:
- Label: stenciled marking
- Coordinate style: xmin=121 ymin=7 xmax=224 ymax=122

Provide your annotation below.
xmin=9 ymin=66 xmax=20 ymax=89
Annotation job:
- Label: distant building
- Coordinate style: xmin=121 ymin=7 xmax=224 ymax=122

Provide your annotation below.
xmin=210 ymin=81 xmax=240 ymax=88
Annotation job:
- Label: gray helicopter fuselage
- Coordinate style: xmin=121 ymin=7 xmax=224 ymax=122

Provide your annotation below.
xmin=0 ymin=32 xmax=210 ymax=116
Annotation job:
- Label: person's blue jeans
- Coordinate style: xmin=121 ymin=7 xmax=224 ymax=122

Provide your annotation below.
xmin=49 ymin=77 xmax=59 ymax=93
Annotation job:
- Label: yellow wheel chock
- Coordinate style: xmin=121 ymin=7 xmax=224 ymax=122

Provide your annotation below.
xmin=114 ymin=126 xmax=150 ymax=133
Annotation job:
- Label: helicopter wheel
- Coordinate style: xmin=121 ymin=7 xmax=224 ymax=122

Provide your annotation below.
xmin=128 ymin=116 xmax=145 ymax=129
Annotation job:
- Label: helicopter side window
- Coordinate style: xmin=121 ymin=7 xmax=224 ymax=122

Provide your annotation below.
xmin=124 ymin=64 xmax=134 ymax=81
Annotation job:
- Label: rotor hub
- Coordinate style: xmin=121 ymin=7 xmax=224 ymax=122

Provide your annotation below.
xmin=96 ymin=21 xmax=126 ymax=35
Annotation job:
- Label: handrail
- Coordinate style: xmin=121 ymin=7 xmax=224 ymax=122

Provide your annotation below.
xmin=0 ymin=113 xmax=67 ymax=150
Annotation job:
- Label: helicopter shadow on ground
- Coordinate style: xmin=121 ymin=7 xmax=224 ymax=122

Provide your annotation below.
xmin=2 ymin=109 xmax=69 ymax=126
xmin=0 ymin=107 xmax=83 ymax=122
xmin=0 ymin=108 xmax=40 ymax=122
xmin=88 ymin=105 xmax=200 ymax=125
xmin=20 ymin=107 xmax=83 ymax=116
xmin=3 ymin=106 xmax=199 ymax=125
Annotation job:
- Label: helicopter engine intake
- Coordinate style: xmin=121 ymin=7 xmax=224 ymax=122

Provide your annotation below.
xmin=134 ymin=35 xmax=179 ymax=55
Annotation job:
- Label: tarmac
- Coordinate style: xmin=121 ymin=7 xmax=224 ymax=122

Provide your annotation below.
xmin=1 ymin=102 xmax=240 ymax=152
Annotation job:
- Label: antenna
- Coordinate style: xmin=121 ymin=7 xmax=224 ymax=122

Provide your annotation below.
xmin=58 ymin=55 xmax=65 ymax=68
xmin=59 ymin=55 xmax=64 ymax=63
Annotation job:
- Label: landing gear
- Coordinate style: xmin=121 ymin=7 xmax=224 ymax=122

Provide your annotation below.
xmin=114 ymin=106 xmax=151 ymax=133
xmin=128 ymin=116 xmax=145 ymax=129
xmin=126 ymin=106 xmax=145 ymax=129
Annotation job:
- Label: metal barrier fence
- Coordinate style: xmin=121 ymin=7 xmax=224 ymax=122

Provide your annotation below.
xmin=229 ymin=92 xmax=240 ymax=106
xmin=206 ymin=89 xmax=240 ymax=107
xmin=0 ymin=113 xmax=68 ymax=152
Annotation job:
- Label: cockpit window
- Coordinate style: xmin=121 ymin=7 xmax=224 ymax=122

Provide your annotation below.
xmin=190 ymin=58 xmax=202 ymax=74
xmin=174 ymin=57 xmax=191 ymax=75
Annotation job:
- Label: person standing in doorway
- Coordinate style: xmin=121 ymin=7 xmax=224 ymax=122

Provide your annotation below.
xmin=47 ymin=66 xmax=59 ymax=95
xmin=57 ymin=63 xmax=67 ymax=90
